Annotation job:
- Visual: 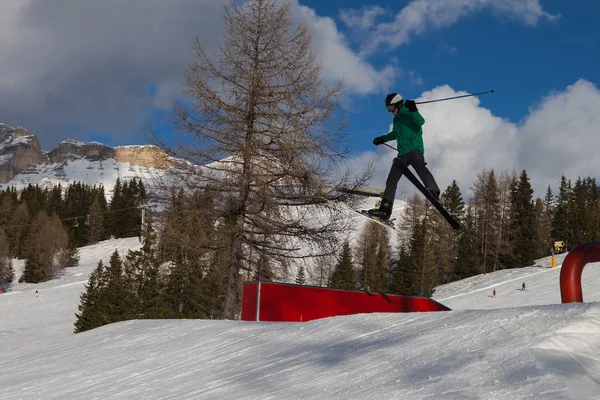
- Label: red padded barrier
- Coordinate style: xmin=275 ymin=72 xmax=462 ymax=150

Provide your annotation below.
xmin=560 ymin=241 xmax=600 ymax=303
xmin=241 ymin=281 xmax=450 ymax=322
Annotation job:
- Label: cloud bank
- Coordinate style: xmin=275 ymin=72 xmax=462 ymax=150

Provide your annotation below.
xmin=342 ymin=0 xmax=559 ymax=53
xmin=0 ymin=0 xmax=395 ymax=148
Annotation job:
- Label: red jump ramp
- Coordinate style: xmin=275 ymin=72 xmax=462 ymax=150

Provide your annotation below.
xmin=241 ymin=281 xmax=451 ymax=322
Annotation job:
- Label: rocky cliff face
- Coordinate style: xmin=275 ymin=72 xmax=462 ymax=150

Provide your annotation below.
xmin=115 ymin=146 xmax=169 ymax=168
xmin=47 ymin=140 xmax=116 ymax=163
xmin=47 ymin=140 xmax=169 ymax=167
xmin=0 ymin=124 xmax=47 ymax=183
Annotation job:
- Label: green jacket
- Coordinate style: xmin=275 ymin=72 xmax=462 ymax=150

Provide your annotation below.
xmin=381 ymin=104 xmax=425 ymax=156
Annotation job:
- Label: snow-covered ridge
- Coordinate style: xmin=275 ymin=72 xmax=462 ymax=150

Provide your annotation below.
xmin=59 ymin=139 xmax=107 ymax=147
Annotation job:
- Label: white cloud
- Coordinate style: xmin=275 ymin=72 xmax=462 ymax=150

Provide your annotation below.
xmin=0 ymin=0 xmax=229 ymax=147
xmin=356 ymin=80 xmax=600 ymax=201
xmin=342 ymin=0 xmax=559 ymax=53
xmin=518 ymin=79 xmax=600 ymax=191
xmin=340 ymin=5 xmax=386 ymax=30
xmin=0 ymin=0 xmax=394 ymax=148
xmin=292 ymin=2 xmax=397 ymax=95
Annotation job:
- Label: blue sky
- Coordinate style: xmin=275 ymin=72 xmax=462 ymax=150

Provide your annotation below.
xmin=134 ymin=0 xmax=598 ymax=156
xmin=304 ymin=0 xmax=597 ymax=149
xmin=1 ymin=0 xmax=600 ymax=196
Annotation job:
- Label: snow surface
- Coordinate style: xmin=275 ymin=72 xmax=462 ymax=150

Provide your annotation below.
xmin=0 ymin=158 xmax=166 ymax=205
xmin=1 ymin=236 xmax=600 ymax=399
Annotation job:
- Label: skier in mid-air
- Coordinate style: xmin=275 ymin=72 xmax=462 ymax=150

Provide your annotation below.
xmin=368 ymin=93 xmax=441 ymax=220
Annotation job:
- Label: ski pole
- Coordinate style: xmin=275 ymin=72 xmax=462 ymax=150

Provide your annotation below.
xmin=415 ymin=89 xmax=494 ymax=105
xmin=383 ymin=143 xmax=397 ymax=152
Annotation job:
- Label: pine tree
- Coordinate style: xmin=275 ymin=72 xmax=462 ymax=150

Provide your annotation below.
xmin=471 ymin=169 xmax=501 ymax=274
xmin=568 ymin=177 xmax=588 ymax=246
xmin=544 ymin=185 xmax=554 ymax=225
xmin=509 ymin=170 xmax=537 ymax=268
xmin=74 ymin=261 xmax=110 ymax=333
xmin=7 ymin=202 xmax=30 ymax=258
xmin=417 ymin=218 xmax=437 ymax=297
xmin=552 ymin=176 xmax=571 ymax=248
xmin=103 ymin=250 xmax=134 ymax=322
xmin=61 ymin=182 xmax=94 ymax=247
xmin=295 ymin=266 xmax=307 ymax=285
xmin=158 ymin=189 xmax=186 ymax=262
xmin=399 ymin=193 xmax=426 ymax=233
xmin=20 ymin=210 xmax=68 ymax=283
xmin=161 ymin=190 xmax=215 ymax=319
xmin=20 ymin=211 xmax=50 ymax=283
xmin=454 ymin=209 xmax=479 ymax=280
xmin=130 ymin=178 xmax=146 ymax=237
xmin=433 ymin=181 xmax=465 ymax=285
xmin=0 ymin=191 xmax=16 ymax=229
xmin=534 ymin=197 xmax=552 ymax=259
xmin=492 ymin=171 xmax=515 ymax=272
xmin=19 ymin=211 xmax=69 ymax=283
xmin=441 ymin=180 xmax=466 ymax=222
xmin=390 ymin=243 xmax=416 ymax=295
xmin=124 ymin=223 xmax=167 ymax=319
xmin=20 ymin=184 xmax=47 ymax=217
xmin=585 ymin=177 xmax=600 ymax=241
xmin=109 ymin=178 xmax=124 ymax=238
xmin=398 ymin=220 xmax=435 ymax=296
xmin=86 ymin=198 xmax=104 ymax=244
xmin=94 ymin=185 xmax=110 ymax=241
xmin=161 ymin=188 xmax=221 ymax=319
xmin=0 ymin=230 xmax=13 ymax=289
xmin=253 ymin=252 xmax=275 ymax=282
xmin=45 ymin=185 xmax=63 ymax=216
xmin=65 ymin=243 xmax=81 ymax=268
xmin=355 ymin=222 xmax=389 ymax=292
xmin=329 ymin=241 xmax=357 ymax=290
xmin=165 ymin=256 xmax=213 ymax=319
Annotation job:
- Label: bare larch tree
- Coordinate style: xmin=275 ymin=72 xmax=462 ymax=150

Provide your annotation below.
xmin=148 ymin=0 xmax=370 ymax=318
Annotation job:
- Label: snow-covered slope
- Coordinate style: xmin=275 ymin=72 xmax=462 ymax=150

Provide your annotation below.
xmin=1 ymin=238 xmax=599 ymax=399
xmin=1 ymin=157 xmax=167 ymax=202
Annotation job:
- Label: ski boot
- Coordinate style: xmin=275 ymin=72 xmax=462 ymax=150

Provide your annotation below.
xmin=367 ymin=198 xmax=393 ymax=220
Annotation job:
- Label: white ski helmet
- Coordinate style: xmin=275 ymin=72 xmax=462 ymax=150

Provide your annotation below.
xmin=385 ymin=93 xmax=403 ymax=111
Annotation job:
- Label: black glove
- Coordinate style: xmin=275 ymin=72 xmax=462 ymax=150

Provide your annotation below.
xmin=373 ymin=136 xmax=384 ymax=146
xmin=405 ymin=100 xmax=418 ymax=112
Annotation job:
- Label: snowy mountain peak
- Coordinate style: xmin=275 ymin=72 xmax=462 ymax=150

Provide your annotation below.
xmin=59 ymin=138 xmax=107 ymax=147
xmin=48 ymin=139 xmax=115 ymax=163
xmin=0 ymin=123 xmax=175 ymax=197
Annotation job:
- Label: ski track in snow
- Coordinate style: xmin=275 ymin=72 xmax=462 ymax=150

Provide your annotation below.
xmin=2 ymin=238 xmax=600 ymax=399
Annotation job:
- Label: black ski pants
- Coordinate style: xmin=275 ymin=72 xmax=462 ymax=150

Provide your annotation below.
xmin=382 ymin=149 xmax=440 ymax=203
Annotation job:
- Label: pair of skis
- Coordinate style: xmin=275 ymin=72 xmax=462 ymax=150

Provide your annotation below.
xmin=355 ymin=156 xmax=461 ymax=231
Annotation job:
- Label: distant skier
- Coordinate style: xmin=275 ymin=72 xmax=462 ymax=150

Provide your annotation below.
xmin=35 ymin=289 xmax=38 ymax=297
xmin=369 ymin=93 xmax=441 ymax=220
xmin=522 ymin=282 xmax=526 ymax=291
xmin=493 ymin=289 xmax=496 ymax=297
